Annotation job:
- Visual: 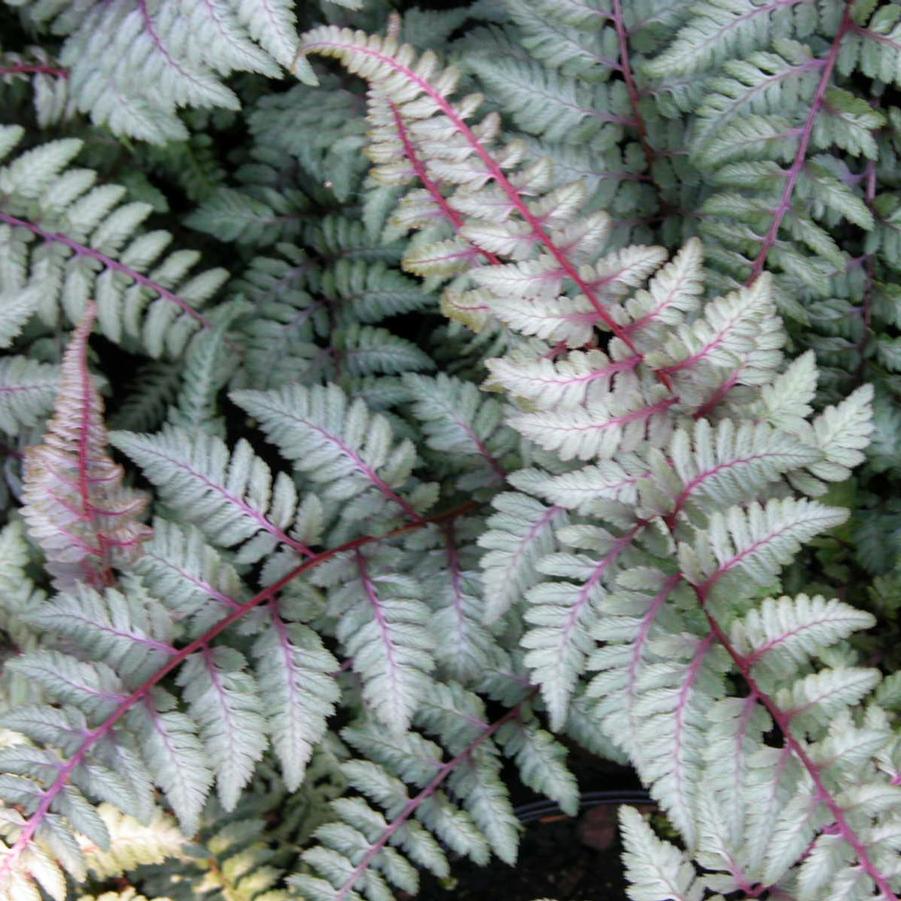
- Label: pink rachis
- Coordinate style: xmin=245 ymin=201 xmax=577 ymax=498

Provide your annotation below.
xmin=746 ymin=2 xmax=856 ymax=283
xmin=0 ymin=212 xmax=215 ymax=330
xmin=0 ymin=500 xmax=476 ymax=882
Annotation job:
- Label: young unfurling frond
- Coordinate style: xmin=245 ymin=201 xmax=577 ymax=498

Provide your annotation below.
xmin=21 ymin=305 xmax=150 ymax=588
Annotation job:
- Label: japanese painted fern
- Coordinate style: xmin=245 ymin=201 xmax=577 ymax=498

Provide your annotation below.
xmin=0 ymin=2 xmax=898 ymax=901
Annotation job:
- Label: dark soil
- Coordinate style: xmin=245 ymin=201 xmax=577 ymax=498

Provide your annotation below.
xmin=408 ymin=743 xmax=644 ymax=899
xmin=414 ymin=809 xmax=629 ymax=900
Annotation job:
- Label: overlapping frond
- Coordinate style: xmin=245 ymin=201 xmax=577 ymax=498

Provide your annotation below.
xmin=294 ymin=25 xmax=665 ymax=358
xmin=8 ymin=0 xmax=304 ymax=143
xmin=289 ymin=29 xmax=895 ymax=894
xmin=0 ymin=564 xmax=344 ymax=896
xmin=477 ymin=492 xmax=567 ymax=625
xmin=404 ymin=372 xmax=511 ymax=489
xmin=292 ymin=686 xmax=571 ymax=901
xmin=110 ymin=427 xmax=313 ymax=562
xmin=232 ymin=383 xmax=435 ymax=527
xmin=0 ymin=129 xmax=227 ymax=357
xmin=309 ymin=547 xmax=435 ymax=733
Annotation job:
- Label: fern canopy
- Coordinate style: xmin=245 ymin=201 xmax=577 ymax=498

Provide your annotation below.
xmin=0 ymin=2 xmax=898 ymax=901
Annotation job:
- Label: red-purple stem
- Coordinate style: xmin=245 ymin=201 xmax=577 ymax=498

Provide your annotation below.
xmin=298 ymin=417 xmax=423 ymax=521
xmin=0 ymin=212 xmax=215 ymax=331
xmin=659 ymin=499 xmax=899 ymax=899
xmin=0 ymin=63 xmax=68 ymax=78
xmin=0 ymin=500 xmax=477 ymax=881
xmin=336 ymin=691 xmax=534 ymax=899
xmin=389 ymin=102 xmax=501 ymax=267
xmin=746 ymin=2 xmax=856 ymax=284
xmin=610 ymin=0 xmax=656 ymax=178
xmin=121 ymin=442 xmax=312 ymax=557
xmin=73 ymin=307 xmax=114 ymax=586
xmin=304 ymin=40 xmax=651 ymax=366
xmin=695 ymin=582 xmax=898 ymax=900
xmin=850 ymin=22 xmax=901 ymax=51
xmin=354 ymin=547 xmax=400 ymax=680
xmin=304 ymin=31 xmax=898 ymax=895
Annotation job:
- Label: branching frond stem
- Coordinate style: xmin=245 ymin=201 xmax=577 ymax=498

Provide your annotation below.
xmin=0 ymin=211 xmax=216 ymax=331
xmin=0 ymin=63 xmax=68 ymax=78
xmin=336 ymin=689 xmax=536 ymax=900
xmin=0 ymin=498 xmax=478 ymax=879
xmin=746 ymin=1 xmax=856 ymax=283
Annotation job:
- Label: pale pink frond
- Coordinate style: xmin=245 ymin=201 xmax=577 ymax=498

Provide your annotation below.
xmin=21 ymin=303 xmax=151 ymax=587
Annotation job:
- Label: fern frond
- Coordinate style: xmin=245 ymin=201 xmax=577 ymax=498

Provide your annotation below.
xmin=645 ymin=0 xmax=821 ymax=78
xmin=0 ymin=131 xmax=226 ymax=356
xmin=135 ymin=518 xmax=247 ymax=629
xmin=10 ymin=0 xmax=300 ymax=143
xmin=251 ymin=601 xmax=340 ymax=792
xmin=80 ymin=804 xmax=184 ymax=882
xmin=416 ymin=521 xmax=500 ymax=684
xmin=292 ymin=690 xmax=548 ymax=901
xmin=175 ymin=648 xmax=267 ymax=811
xmin=21 ymin=305 xmax=150 ymax=588
xmin=477 ymin=492 xmax=567 ymax=624
xmin=509 ymin=386 xmax=675 ymax=462
xmin=310 ymin=547 xmax=435 ymax=733
xmin=338 ymin=324 xmax=435 ymax=378
xmin=0 ymin=357 xmax=58 ymax=437
xmin=185 ymin=186 xmax=303 ymax=247
xmin=166 ymin=312 xmax=241 ymax=438
xmin=693 ymin=39 xmax=827 ymax=149
xmin=322 ymin=259 xmax=433 ymax=323
xmin=524 ymin=522 xmax=646 ymax=731
xmin=232 ymin=383 xmax=433 ymax=526
xmin=404 ymin=372 xmax=510 ymax=487
xmin=664 ymin=418 xmax=822 ymax=522
xmin=0 ymin=501 xmax=473 ymax=897
xmin=467 ymin=56 xmax=629 ymax=145
xmin=619 ymin=805 xmax=701 ymax=901
xmin=484 ymin=347 xmax=640 ymax=411
xmin=295 ymin=25 xmax=663 ymax=362
xmin=110 ymin=427 xmax=312 ymax=562
xmin=682 ymin=497 xmax=848 ymax=599
xmin=24 ymin=577 xmax=176 ymax=685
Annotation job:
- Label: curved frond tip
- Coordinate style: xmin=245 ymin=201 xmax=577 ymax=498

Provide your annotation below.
xmin=22 ymin=303 xmax=151 ymax=587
